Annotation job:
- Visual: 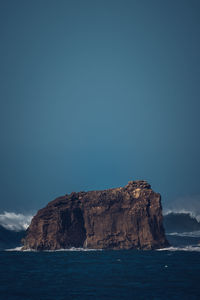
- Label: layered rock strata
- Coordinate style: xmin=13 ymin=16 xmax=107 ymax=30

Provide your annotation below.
xmin=22 ymin=181 xmax=169 ymax=250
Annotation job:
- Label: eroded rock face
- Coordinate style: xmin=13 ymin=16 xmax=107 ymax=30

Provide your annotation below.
xmin=22 ymin=181 xmax=169 ymax=250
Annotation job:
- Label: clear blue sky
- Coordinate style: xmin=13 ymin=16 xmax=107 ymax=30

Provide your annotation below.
xmin=0 ymin=0 xmax=200 ymax=212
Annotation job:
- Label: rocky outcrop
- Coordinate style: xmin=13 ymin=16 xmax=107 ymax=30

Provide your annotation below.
xmin=22 ymin=181 xmax=169 ymax=250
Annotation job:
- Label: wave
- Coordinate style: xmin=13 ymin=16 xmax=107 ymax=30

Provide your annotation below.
xmin=0 ymin=211 xmax=33 ymax=231
xmin=164 ymin=209 xmax=200 ymax=222
xmin=163 ymin=211 xmax=200 ymax=233
xmin=167 ymin=230 xmax=200 ymax=238
xmin=157 ymin=245 xmax=200 ymax=252
xmin=0 ymin=225 xmax=26 ymax=250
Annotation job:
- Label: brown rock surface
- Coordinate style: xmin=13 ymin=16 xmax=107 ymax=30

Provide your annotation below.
xmin=22 ymin=181 xmax=169 ymax=250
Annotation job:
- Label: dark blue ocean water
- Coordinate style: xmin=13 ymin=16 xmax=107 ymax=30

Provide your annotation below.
xmin=1 ymin=247 xmax=200 ymax=300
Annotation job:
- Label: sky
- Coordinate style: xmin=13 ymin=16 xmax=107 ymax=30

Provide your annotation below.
xmin=0 ymin=0 xmax=200 ymax=213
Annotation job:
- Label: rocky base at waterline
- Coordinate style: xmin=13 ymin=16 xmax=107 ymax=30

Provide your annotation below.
xmin=22 ymin=181 xmax=169 ymax=250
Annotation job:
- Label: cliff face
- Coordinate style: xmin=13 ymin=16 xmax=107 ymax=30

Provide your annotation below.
xmin=22 ymin=181 xmax=169 ymax=250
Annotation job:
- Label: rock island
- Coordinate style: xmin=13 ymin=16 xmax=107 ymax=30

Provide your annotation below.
xmin=22 ymin=181 xmax=169 ymax=250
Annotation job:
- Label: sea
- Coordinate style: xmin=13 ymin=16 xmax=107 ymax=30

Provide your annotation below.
xmin=1 ymin=212 xmax=200 ymax=300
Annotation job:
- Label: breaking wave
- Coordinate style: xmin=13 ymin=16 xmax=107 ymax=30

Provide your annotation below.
xmin=0 ymin=212 xmax=33 ymax=231
xmin=164 ymin=209 xmax=200 ymax=223
xmin=163 ymin=210 xmax=200 ymax=233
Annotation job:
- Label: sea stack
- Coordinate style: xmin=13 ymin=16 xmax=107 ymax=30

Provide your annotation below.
xmin=22 ymin=181 xmax=169 ymax=250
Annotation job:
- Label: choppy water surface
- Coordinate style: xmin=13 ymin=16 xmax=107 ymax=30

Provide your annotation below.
xmin=1 ymin=248 xmax=200 ymax=300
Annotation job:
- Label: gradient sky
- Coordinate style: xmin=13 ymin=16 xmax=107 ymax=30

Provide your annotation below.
xmin=0 ymin=0 xmax=200 ymax=213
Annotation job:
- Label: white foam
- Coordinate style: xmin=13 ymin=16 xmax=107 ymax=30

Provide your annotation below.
xmin=6 ymin=246 xmax=23 ymax=251
xmin=167 ymin=230 xmax=200 ymax=238
xmin=6 ymin=246 xmax=37 ymax=252
xmin=44 ymin=248 xmax=102 ymax=252
xmin=157 ymin=245 xmax=200 ymax=252
xmin=5 ymin=247 xmax=102 ymax=252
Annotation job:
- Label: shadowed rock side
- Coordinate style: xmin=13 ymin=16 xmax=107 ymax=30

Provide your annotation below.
xmin=22 ymin=181 xmax=169 ymax=250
